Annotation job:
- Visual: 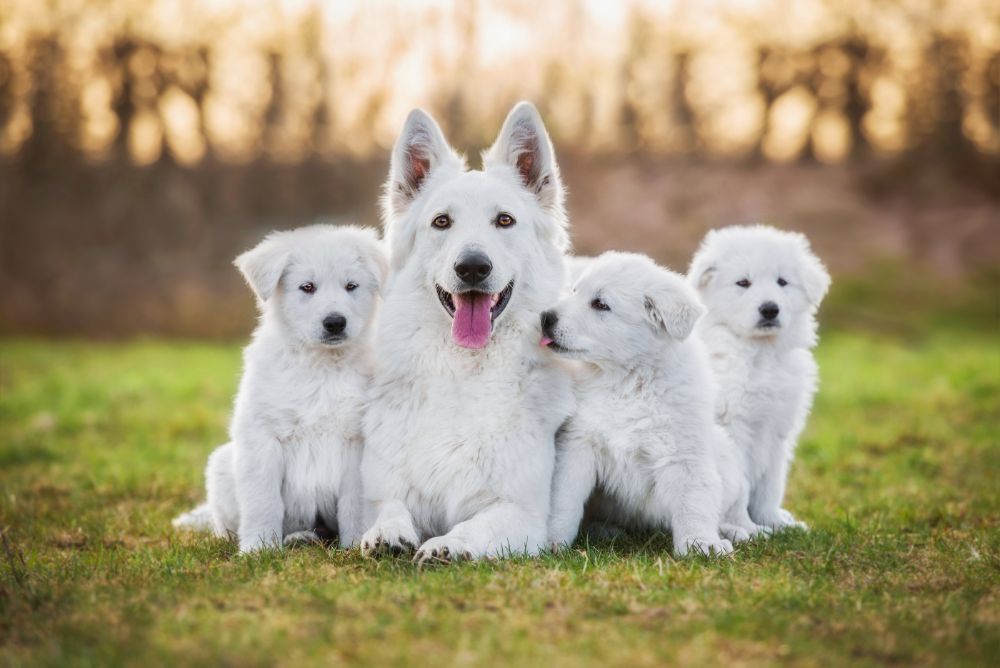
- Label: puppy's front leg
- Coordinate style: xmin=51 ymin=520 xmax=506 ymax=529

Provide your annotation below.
xmin=657 ymin=455 xmax=733 ymax=557
xmin=336 ymin=440 xmax=364 ymax=548
xmin=414 ymin=502 xmax=546 ymax=562
xmin=234 ymin=435 xmax=285 ymax=553
xmin=547 ymin=434 xmax=597 ymax=549
xmin=749 ymin=454 xmax=806 ymax=531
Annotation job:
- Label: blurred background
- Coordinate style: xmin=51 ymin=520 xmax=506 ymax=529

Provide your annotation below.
xmin=0 ymin=0 xmax=997 ymax=338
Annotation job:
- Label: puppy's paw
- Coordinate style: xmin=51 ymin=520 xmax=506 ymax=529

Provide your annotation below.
xmin=359 ymin=522 xmax=418 ymax=557
xmin=283 ymin=530 xmax=322 ymax=548
xmin=413 ymin=536 xmax=474 ymax=565
xmin=758 ymin=509 xmax=808 ymax=532
xmin=238 ymin=534 xmax=281 ymax=554
xmin=676 ymin=535 xmax=734 ymax=558
xmin=719 ymin=523 xmax=751 ymax=544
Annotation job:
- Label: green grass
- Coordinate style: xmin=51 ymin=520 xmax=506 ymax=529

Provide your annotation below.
xmin=1 ymin=330 xmax=998 ymax=666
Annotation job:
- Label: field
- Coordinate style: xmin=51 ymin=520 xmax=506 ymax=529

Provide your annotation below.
xmin=1 ymin=320 xmax=998 ymax=665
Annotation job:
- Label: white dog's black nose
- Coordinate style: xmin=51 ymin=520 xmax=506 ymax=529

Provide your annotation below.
xmin=540 ymin=310 xmax=558 ymax=337
xmin=454 ymin=251 xmax=492 ymax=285
xmin=323 ymin=313 xmax=347 ymax=335
xmin=758 ymin=302 xmax=780 ymax=320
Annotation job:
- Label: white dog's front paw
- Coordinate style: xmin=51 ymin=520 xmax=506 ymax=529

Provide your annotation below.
xmin=283 ymin=530 xmax=322 ymax=548
xmin=359 ymin=521 xmax=418 ymax=557
xmin=676 ymin=535 xmax=734 ymax=558
xmin=414 ymin=536 xmax=474 ymax=564
xmin=719 ymin=523 xmax=751 ymax=544
xmin=238 ymin=532 xmax=281 ymax=554
xmin=758 ymin=509 xmax=808 ymax=532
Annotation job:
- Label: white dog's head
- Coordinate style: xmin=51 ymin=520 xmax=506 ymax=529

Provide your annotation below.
xmin=688 ymin=225 xmax=830 ymax=342
xmin=382 ymin=102 xmax=568 ymax=350
xmin=235 ymin=225 xmax=387 ymax=349
xmin=539 ymin=252 xmax=705 ymax=367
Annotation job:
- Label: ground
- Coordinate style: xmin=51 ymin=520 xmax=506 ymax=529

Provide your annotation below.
xmin=0 ymin=322 xmax=997 ymax=666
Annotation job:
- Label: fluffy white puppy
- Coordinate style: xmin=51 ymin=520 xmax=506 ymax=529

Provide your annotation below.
xmin=358 ymin=102 xmax=574 ymax=562
xmin=172 ymin=225 xmax=387 ymax=553
xmin=543 ymin=251 xmax=743 ymax=556
xmin=688 ymin=225 xmax=830 ymax=531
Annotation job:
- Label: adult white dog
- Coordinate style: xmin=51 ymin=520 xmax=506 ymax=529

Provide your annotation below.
xmin=688 ymin=225 xmax=830 ymax=531
xmin=173 ymin=225 xmax=387 ymax=553
xmin=358 ymin=102 xmax=573 ymax=562
xmin=542 ymin=252 xmax=751 ymax=556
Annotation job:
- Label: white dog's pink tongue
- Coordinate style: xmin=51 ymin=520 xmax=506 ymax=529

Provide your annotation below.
xmin=452 ymin=292 xmax=493 ymax=349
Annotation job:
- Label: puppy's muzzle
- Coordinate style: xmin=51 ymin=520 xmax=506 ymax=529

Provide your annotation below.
xmin=540 ymin=310 xmax=558 ymax=339
xmin=322 ymin=313 xmax=347 ymax=340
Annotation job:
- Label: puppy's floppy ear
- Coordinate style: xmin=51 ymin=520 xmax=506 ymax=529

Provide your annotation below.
xmin=644 ymin=271 xmax=706 ymax=340
xmin=484 ymin=102 xmax=568 ymax=249
xmin=234 ymin=233 xmax=291 ymax=304
xmin=687 ymin=234 xmax=718 ymax=293
xmin=384 ymin=109 xmax=463 ymax=218
xmin=365 ymin=240 xmax=390 ymax=293
xmin=793 ymin=233 xmax=831 ymax=307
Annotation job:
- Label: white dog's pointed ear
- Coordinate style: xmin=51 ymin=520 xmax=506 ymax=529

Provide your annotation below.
xmin=234 ymin=233 xmax=290 ymax=303
xmin=484 ymin=101 xmax=564 ymax=212
xmin=644 ymin=274 xmax=706 ymax=340
xmin=797 ymin=238 xmax=831 ymax=307
xmin=385 ymin=109 xmax=462 ymax=217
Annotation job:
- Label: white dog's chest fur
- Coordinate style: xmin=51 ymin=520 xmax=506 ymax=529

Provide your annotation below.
xmin=236 ymin=342 xmax=368 ymax=523
xmin=365 ymin=321 xmax=572 ymax=537
xmin=710 ymin=345 xmax=815 ymax=481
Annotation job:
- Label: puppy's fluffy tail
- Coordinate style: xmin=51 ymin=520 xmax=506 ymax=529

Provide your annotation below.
xmin=172 ymin=502 xmax=214 ymax=531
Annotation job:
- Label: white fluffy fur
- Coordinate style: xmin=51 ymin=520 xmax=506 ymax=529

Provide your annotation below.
xmin=688 ymin=225 xmax=830 ymax=531
xmin=172 ymin=224 xmax=388 ymax=553
xmin=358 ymin=102 xmax=574 ymax=562
xmin=544 ymin=252 xmax=751 ymax=556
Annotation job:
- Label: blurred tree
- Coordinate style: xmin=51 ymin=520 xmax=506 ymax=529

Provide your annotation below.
xmin=20 ymin=37 xmax=80 ymax=175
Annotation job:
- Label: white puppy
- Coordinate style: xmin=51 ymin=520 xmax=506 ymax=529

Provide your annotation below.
xmin=543 ymin=251 xmax=740 ymax=556
xmin=172 ymin=225 xmax=387 ymax=553
xmin=688 ymin=225 xmax=830 ymax=531
xmin=358 ymin=102 xmax=574 ymax=562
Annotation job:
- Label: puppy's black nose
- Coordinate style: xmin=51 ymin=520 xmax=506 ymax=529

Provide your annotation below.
xmin=454 ymin=251 xmax=492 ymax=285
xmin=323 ymin=313 xmax=347 ymax=335
xmin=540 ymin=310 xmax=558 ymax=336
xmin=758 ymin=301 xmax=780 ymax=320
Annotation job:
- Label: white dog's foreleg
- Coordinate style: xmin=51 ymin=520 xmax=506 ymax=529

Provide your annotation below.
xmin=414 ymin=502 xmax=547 ymax=562
xmin=234 ymin=437 xmax=285 ymax=553
xmin=658 ymin=457 xmax=733 ymax=557
xmin=359 ymin=499 xmax=420 ymax=556
xmin=547 ymin=439 xmax=597 ymax=548
xmin=336 ymin=442 xmax=364 ymax=548
xmin=205 ymin=442 xmax=239 ymax=538
xmin=749 ymin=455 xmax=807 ymax=531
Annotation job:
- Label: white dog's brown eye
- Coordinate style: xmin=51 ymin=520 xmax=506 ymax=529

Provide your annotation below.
xmin=299 ymin=282 xmax=316 ymax=294
xmin=496 ymin=213 xmax=516 ymax=228
xmin=345 ymin=282 xmax=358 ymax=292
xmin=591 ymin=298 xmax=610 ymax=312
xmin=777 ymin=277 xmax=788 ymax=287
xmin=736 ymin=279 xmax=751 ymax=288
xmin=432 ymin=214 xmax=452 ymax=229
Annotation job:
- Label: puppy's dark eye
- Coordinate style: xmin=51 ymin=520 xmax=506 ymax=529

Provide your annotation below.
xmin=591 ymin=298 xmax=610 ymax=312
xmin=777 ymin=277 xmax=788 ymax=287
xmin=299 ymin=282 xmax=316 ymax=294
xmin=496 ymin=213 xmax=516 ymax=228
xmin=736 ymin=279 xmax=751 ymax=288
xmin=431 ymin=214 xmax=452 ymax=230
xmin=345 ymin=282 xmax=359 ymax=292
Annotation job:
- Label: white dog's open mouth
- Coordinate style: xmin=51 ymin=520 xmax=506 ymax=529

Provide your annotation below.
xmin=436 ymin=281 xmax=514 ymax=349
